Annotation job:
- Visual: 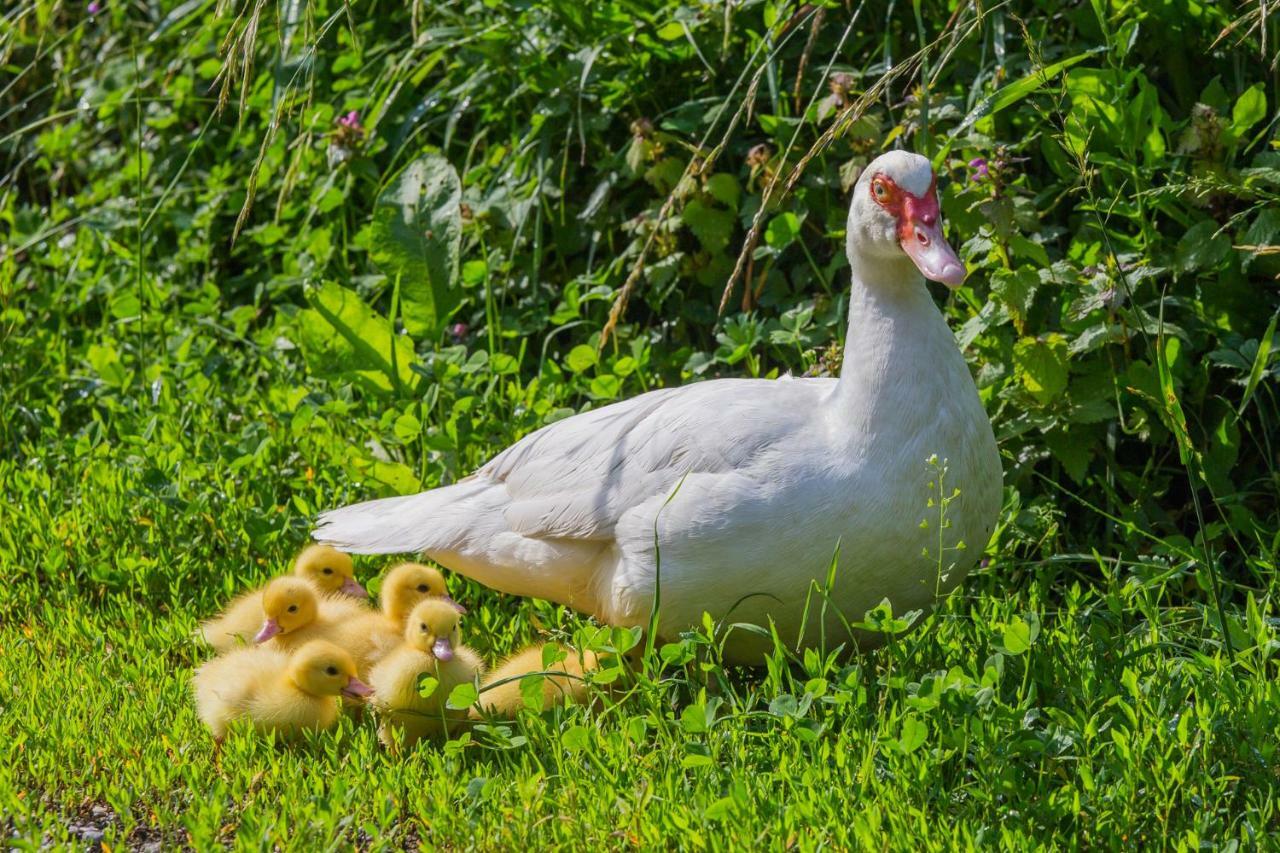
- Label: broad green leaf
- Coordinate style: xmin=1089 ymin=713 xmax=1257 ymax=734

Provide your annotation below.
xmin=589 ymin=374 xmax=621 ymax=398
xmin=445 ymin=681 xmax=479 ymax=710
xmin=298 ymin=281 xmax=416 ymax=393
xmin=682 ymin=198 xmax=735 ymax=253
xmin=1013 ymin=335 xmax=1069 ymax=406
xmin=1175 ymin=221 xmax=1232 ymax=273
xmin=1001 ymin=618 xmax=1032 ymax=654
xmin=566 ymin=344 xmax=597 ymax=373
xmin=370 ymin=154 xmax=462 ymax=337
xmin=86 ymin=343 xmax=127 ymax=386
xmin=417 ymin=675 xmax=439 ymax=699
xmin=898 ymin=715 xmax=927 ymax=753
xmin=562 ymin=725 xmax=590 ymax=751
xmin=519 ymin=673 xmax=546 ymax=712
xmin=704 ymin=173 xmax=741 ymax=209
xmin=764 ymin=212 xmax=801 ymax=250
xmin=1231 ymin=83 xmax=1267 ymax=136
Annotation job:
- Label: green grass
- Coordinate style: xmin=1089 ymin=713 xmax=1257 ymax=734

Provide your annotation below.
xmin=3 ymin=0 xmax=1279 ymax=848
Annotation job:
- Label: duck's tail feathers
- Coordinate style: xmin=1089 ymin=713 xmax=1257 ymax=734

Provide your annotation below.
xmin=312 ymin=481 xmax=485 ymax=555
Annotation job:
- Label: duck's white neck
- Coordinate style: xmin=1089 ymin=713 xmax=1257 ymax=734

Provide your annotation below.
xmin=831 ymin=250 xmax=950 ymax=409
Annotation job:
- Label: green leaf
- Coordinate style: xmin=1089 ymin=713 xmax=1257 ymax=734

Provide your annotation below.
xmin=1238 ymin=312 xmax=1276 ymax=417
xmin=1231 ymin=83 xmax=1267 ymax=137
xmin=682 ymin=198 xmax=735 ymax=253
xmin=589 ymin=374 xmax=621 ymax=398
xmin=86 ymin=343 xmax=127 ymax=386
xmin=950 ymin=50 xmax=1101 ymax=137
xmin=1175 ymin=221 xmax=1231 ymax=273
xmin=1001 ymin=618 xmax=1032 ymax=655
xmin=298 ymin=282 xmax=416 ymax=394
xmin=562 ymin=725 xmax=590 ymax=752
xmin=417 ymin=675 xmax=440 ymax=699
xmin=764 ymin=212 xmax=801 ymax=250
xmin=370 ymin=154 xmax=462 ymax=337
xmin=519 ymin=673 xmax=546 ymax=712
xmin=704 ymin=173 xmax=741 ymax=209
xmin=565 ymin=344 xmax=597 ymax=373
xmin=445 ymin=681 xmax=478 ymax=710
xmin=898 ymin=715 xmax=927 ymax=753
xmin=1013 ymin=335 xmax=1069 ymax=406
xmin=991 ymin=268 xmax=1038 ymax=335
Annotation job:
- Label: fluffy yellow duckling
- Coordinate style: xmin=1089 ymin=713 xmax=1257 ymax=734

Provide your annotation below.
xmin=341 ymin=562 xmax=463 ymax=671
xmin=199 ymin=545 xmax=367 ymax=652
xmin=471 ymin=644 xmax=601 ymax=719
xmin=253 ymin=577 xmax=367 ymax=650
xmin=367 ymin=599 xmax=484 ymax=750
xmin=192 ymin=640 xmax=372 ymax=742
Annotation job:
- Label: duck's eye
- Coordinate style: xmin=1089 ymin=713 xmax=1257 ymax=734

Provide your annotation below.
xmin=322 ymin=568 xmax=333 ymax=575
xmin=873 ymin=181 xmax=888 ymax=200
xmin=416 ymin=584 xmax=429 ymax=593
xmin=287 ymin=605 xmax=298 ymax=613
xmin=325 ymin=666 xmax=338 ymax=676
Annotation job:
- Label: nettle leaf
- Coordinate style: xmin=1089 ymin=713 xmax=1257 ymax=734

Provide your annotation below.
xmin=704 ymin=173 xmax=741 ymax=209
xmin=991 ymin=268 xmax=1038 ymax=334
xmin=682 ymin=198 xmax=734 ymax=253
xmin=370 ymin=153 xmax=462 ymax=338
xmin=1013 ymin=335 xmax=1069 ymax=406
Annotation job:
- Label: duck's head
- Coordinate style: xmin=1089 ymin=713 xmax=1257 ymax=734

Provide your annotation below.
xmin=846 ymin=150 xmax=966 ymax=287
xmin=293 ymin=543 xmax=365 ymax=598
xmin=380 ymin=562 xmax=463 ymax=624
xmin=288 ymin=640 xmax=372 ymax=699
xmin=405 ymin=599 xmax=463 ymax=662
xmin=256 ymin=577 xmax=318 ymax=642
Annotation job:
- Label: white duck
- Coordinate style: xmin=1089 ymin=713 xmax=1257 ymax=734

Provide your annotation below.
xmin=316 ymin=151 xmax=1001 ymax=663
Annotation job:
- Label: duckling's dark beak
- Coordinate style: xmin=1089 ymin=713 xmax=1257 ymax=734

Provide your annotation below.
xmin=432 ymin=637 xmax=455 ymax=662
xmin=340 ymin=577 xmax=368 ymax=598
xmin=441 ymin=595 xmax=466 ymax=614
xmin=342 ymin=677 xmax=372 ymax=699
xmin=254 ymin=618 xmax=281 ymax=643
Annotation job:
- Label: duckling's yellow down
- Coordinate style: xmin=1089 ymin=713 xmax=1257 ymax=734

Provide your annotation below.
xmin=367 ymin=599 xmax=484 ymax=750
xmin=192 ymin=640 xmax=371 ymax=740
xmin=471 ymin=643 xmax=601 ymax=718
xmin=199 ymin=545 xmax=365 ymax=652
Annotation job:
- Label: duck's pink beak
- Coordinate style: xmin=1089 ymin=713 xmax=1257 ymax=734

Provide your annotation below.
xmin=253 ymin=618 xmax=281 ymax=643
xmin=432 ymin=637 xmax=455 ymax=662
xmin=898 ymin=179 xmax=967 ymax=288
xmin=340 ymin=577 xmax=367 ymax=598
xmin=342 ymin=677 xmax=372 ymax=699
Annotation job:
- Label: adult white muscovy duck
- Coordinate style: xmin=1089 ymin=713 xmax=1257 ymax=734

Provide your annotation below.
xmin=315 ymin=150 xmax=1001 ymax=662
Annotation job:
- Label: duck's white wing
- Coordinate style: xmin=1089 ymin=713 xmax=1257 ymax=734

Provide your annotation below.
xmin=314 ymin=377 xmax=832 ymax=558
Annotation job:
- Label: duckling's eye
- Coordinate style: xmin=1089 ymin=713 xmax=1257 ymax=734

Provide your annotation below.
xmin=325 ymin=666 xmax=338 ymax=676
xmin=416 ymin=584 xmax=429 ymax=593
xmin=322 ymin=568 xmax=333 ymax=575
xmin=420 ymin=622 xmax=428 ymax=631
xmin=288 ymin=605 xmax=298 ymax=613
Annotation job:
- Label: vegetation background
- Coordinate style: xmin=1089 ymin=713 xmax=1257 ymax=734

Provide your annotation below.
xmin=2 ymin=0 xmax=1278 ymax=848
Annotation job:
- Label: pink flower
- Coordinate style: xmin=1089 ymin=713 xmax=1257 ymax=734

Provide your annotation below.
xmin=87 ymin=0 xmax=102 ymax=13
xmin=337 ymin=111 xmax=361 ymax=130
xmin=968 ymin=157 xmax=989 ymax=181
xmin=449 ymin=322 xmax=469 ymax=342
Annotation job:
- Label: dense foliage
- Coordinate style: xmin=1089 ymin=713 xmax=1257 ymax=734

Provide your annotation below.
xmin=2 ymin=0 xmax=1277 ymax=847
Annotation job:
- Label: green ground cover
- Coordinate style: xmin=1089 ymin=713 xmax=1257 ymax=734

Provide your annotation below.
xmin=2 ymin=0 xmax=1278 ymax=848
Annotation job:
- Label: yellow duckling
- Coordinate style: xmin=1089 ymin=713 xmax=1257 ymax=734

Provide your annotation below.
xmin=343 ymin=562 xmax=463 ymax=670
xmin=252 ymin=577 xmax=367 ymax=650
xmin=471 ymin=643 xmax=601 ymax=719
xmin=199 ymin=545 xmax=366 ymax=652
xmin=368 ymin=599 xmax=484 ymax=750
xmin=192 ymin=640 xmax=372 ymax=742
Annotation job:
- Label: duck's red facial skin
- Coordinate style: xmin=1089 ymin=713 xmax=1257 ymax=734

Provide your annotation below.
xmin=869 ymin=173 xmax=967 ymax=287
